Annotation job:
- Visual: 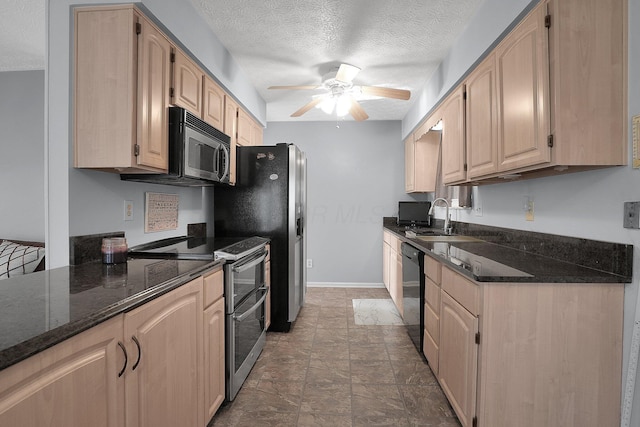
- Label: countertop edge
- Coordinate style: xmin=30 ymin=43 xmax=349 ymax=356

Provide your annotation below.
xmin=0 ymin=259 xmax=224 ymax=371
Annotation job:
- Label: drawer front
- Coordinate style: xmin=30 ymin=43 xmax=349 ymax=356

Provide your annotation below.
xmin=425 ymin=278 xmax=441 ymax=311
xmin=383 ymin=230 xmax=391 ymax=245
xmin=425 ymin=302 xmax=440 ymax=344
xmin=423 ymin=328 xmax=439 ymax=375
xmin=203 ymin=268 xmax=224 ymax=308
xmin=424 ymin=256 xmax=441 ymax=284
xmin=441 ymin=266 xmax=480 ymax=316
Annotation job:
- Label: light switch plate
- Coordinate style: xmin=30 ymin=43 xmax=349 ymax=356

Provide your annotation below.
xmin=624 ymin=202 xmax=640 ymax=229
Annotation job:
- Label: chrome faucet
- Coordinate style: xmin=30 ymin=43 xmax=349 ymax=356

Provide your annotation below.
xmin=428 ymin=198 xmax=452 ymax=235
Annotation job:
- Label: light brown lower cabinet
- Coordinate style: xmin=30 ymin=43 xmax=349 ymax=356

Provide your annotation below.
xmin=0 ymin=273 xmax=227 ymax=427
xmin=203 ymin=268 xmax=225 ymax=423
xmin=124 ymin=277 xmax=204 ymax=427
xmin=439 ymin=289 xmax=478 ymax=427
xmin=434 ymin=264 xmax=624 ymax=427
xmin=386 ymin=232 xmax=403 ymax=317
xmin=0 ymin=316 xmax=125 ymax=427
xmin=423 ymin=255 xmax=442 ymax=375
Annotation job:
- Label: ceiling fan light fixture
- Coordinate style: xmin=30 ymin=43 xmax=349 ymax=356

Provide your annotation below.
xmin=336 ymin=95 xmax=351 ymax=117
xmin=318 ymin=97 xmax=335 ymax=114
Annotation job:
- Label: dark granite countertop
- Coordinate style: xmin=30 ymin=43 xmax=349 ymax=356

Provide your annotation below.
xmin=0 ymin=258 xmax=222 ymax=371
xmin=384 ymin=218 xmax=632 ymax=284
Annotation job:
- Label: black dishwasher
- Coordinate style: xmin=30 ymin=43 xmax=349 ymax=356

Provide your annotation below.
xmin=401 ymin=242 xmax=425 ymax=356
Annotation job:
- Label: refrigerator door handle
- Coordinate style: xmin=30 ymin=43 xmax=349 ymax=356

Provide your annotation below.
xmin=296 ymin=217 xmax=302 ymax=237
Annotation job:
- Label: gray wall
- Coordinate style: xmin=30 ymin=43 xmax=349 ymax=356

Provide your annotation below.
xmin=47 ymin=0 xmax=265 ymax=267
xmin=0 ymin=70 xmax=44 ymax=241
xmin=265 ymin=121 xmax=418 ymax=285
xmin=404 ymin=0 xmax=640 ymax=423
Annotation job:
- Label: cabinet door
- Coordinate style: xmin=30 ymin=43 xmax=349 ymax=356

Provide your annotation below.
xmin=250 ymin=121 xmax=263 ymax=146
xmin=0 ymin=316 xmax=125 ymax=427
xmin=204 ymin=297 xmax=225 ymax=423
xmin=74 ymin=7 xmax=137 ymax=170
xmin=405 ymin=137 xmax=415 ymax=192
xmin=439 ymin=290 xmax=478 ymax=427
xmin=466 ymin=53 xmax=499 ymax=179
xmin=137 ymin=14 xmax=171 ymax=171
xmin=172 ymin=48 xmax=203 ymax=116
xmin=382 ymin=241 xmax=390 ymax=291
xmin=124 ymin=278 xmax=204 ymax=427
xmin=203 ymin=76 xmax=225 ymax=131
xmin=440 ymin=87 xmax=466 ymax=184
xmin=495 ymin=3 xmax=550 ymax=172
xmin=224 ymin=96 xmax=238 ymax=185
xmin=237 ymin=109 xmax=252 ymax=146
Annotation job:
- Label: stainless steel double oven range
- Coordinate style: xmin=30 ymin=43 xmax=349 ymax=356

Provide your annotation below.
xmin=129 ymin=235 xmax=269 ymax=401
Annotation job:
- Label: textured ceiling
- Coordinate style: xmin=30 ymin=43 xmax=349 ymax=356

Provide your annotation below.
xmin=0 ymin=0 xmax=483 ymax=122
xmin=189 ymin=0 xmax=483 ymax=122
xmin=0 ymin=0 xmax=45 ymax=71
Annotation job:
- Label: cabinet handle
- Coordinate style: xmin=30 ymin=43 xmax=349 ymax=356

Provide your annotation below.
xmin=131 ymin=336 xmax=141 ymax=371
xmin=117 ymin=341 xmax=127 ymax=377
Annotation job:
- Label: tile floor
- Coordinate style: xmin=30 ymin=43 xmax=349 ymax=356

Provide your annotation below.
xmin=211 ymin=287 xmax=461 ymax=427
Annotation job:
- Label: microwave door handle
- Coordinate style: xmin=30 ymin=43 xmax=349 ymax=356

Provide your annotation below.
xmin=232 ymin=250 xmax=268 ymax=273
xmin=220 ymin=145 xmax=229 ymax=181
xmin=233 ymin=287 xmax=268 ymax=322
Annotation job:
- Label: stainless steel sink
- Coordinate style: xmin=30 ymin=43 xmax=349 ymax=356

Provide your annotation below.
xmin=416 ymin=235 xmax=481 ymax=243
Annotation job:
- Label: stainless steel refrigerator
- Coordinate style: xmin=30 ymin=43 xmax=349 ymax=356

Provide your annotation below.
xmin=214 ymin=143 xmax=306 ymax=332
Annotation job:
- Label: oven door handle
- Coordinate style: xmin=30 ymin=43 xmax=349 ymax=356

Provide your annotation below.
xmin=232 ymin=250 xmax=268 ymax=273
xmin=233 ymin=287 xmax=268 ymax=322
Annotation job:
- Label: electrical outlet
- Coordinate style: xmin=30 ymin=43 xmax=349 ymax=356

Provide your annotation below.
xmin=524 ymin=196 xmax=534 ymax=221
xmin=124 ymin=200 xmax=133 ymax=221
xmin=306 ymin=259 xmax=313 ymax=268
xmin=474 ymin=202 xmax=483 ymax=217
xmin=624 ymin=201 xmax=640 ymax=229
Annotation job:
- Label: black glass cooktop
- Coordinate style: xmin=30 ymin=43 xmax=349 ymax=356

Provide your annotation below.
xmin=128 ymin=236 xmax=268 ymax=261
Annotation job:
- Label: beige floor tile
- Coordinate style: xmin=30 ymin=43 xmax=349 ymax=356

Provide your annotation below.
xmin=307 ymin=357 xmax=351 ymax=384
xmin=351 ymin=383 xmax=406 ymax=417
xmin=297 ymin=413 xmax=353 ymax=427
xmin=350 ymin=359 xmax=396 ymax=384
xmin=399 ymin=385 xmax=455 ymax=418
xmin=300 ymin=383 xmax=352 ymax=415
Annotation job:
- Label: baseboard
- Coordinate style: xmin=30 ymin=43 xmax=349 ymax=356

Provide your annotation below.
xmin=307 ymin=282 xmax=385 ymax=288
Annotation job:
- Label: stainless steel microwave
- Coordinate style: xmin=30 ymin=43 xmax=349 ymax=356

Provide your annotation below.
xmin=121 ymin=107 xmax=230 ymax=186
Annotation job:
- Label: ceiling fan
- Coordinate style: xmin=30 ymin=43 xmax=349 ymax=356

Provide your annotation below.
xmin=268 ymin=63 xmax=411 ymax=121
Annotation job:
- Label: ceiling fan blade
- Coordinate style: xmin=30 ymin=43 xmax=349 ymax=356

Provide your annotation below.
xmin=360 ymin=85 xmax=411 ymax=100
xmin=268 ymin=85 xmax=321 ymax=90
xmin=291 ymin=98 xmax=323 ymax=117
xmin=335 ymin=64 xmax=361 ymax=83
xmin=349 ymin=99 xmax=369 ymax=121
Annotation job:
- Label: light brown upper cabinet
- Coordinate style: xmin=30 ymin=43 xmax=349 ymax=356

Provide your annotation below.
xmin=172 ymin=50 xmax=226 ymax=132
xmin=546 ymin=0 xmax=626 ymax=167
xmin=74 ymin=5 xmax=171 ymax=173
xmin=237 ymin=108 xmax=252 ymax=147
xmin=203 ymin=76 xmax=225 ymax=131
xmin=171 ymin=48 xmax=204 ymax=117
xmin=422 ymin=0 xmax=626 ymax=186
xmin=440 ymin=87 xmax=466 ymax=185
xmin=236 ymin=108 xmax=264 ymax=147
xmin=466 ymin=53 xmax=499 ymax=180
xmin=495 ymin=2 xmax=550 ymax=174
xmin=250 ymin=121 xmax=264 ymax=146
xmin=405 ymin=118 xmax=441 ymax=192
